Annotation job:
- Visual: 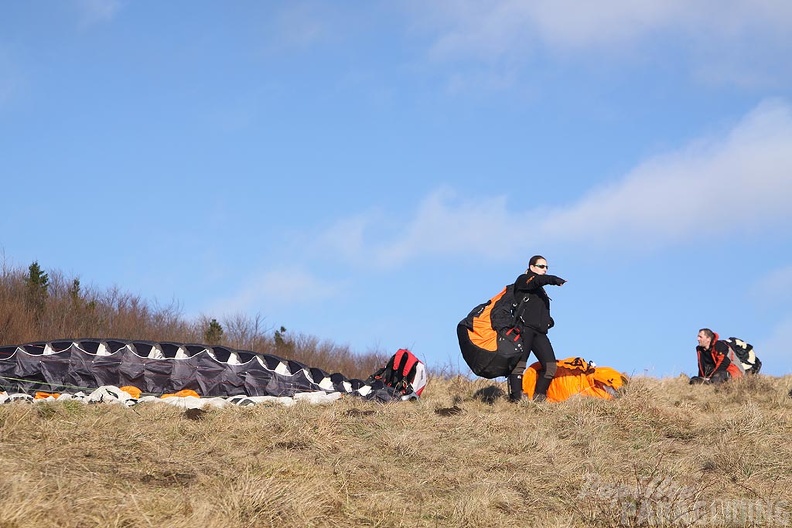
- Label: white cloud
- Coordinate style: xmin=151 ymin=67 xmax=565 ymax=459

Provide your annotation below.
xmin=538 ymin=99 xmax=792 ymax=247
xmin=317 ymin=188 xmax=518 ymax=268
xmin=411 ymin=0 xmax=792 ymax=88
xmin=313 ymin=99 xmax=792 ymax=265
xmin=208 ymin=268 xmax=345 ymax=315
xmin=369 ymin=189 xmax=514 ymax=266
xmin=317 ymin=213 xmax=374 ymax=262
xmin=420 ymin=0 xmax=792 ymax=56
xmin=425 ymin=1 xmax=680 ymax=59
xmin=264 ymin=2 xmax=368 ymax=53
xmin=75 ymin=0 xmax=122 ymax=27
xmin=272 ymin=3 xmax=328 ymax=50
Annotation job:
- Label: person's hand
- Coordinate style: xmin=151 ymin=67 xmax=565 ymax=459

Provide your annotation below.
xmin=555 ymin=277 xmax=566 ymax=286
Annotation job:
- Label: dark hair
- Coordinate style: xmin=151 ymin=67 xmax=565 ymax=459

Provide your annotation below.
xmin=528 ymin=255 xmax=546 ymax=268
xmin=699 ymin=328 xmax=715 ymax=340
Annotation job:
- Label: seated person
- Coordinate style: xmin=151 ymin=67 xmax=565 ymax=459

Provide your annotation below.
xmin=690 ymin=328 xmax=745 ymax=384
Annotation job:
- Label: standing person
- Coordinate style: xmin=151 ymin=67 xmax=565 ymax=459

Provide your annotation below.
xmin=691 ymin=328 xmax=744 ymax=384
xmin=507 ymin=255 xmax=566 ymax=402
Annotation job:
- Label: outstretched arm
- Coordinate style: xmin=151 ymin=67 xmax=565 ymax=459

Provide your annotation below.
xmin=515 ymin=273 xmax=566 ymax=293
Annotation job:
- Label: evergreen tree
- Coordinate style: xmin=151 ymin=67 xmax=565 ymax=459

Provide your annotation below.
xmin=274 ymin=326 xmax=294 ymax=355
xmin=25 ymin=261 xmax=49 ymax=322
xmin=204 ymin=318 xmax=224 ymax=345
xmin=69 ymin=278 xmax=81 ymax=304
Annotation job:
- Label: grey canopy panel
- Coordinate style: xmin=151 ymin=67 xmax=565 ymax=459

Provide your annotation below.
xmin=0 ymin=338 xmax=400 ymax=401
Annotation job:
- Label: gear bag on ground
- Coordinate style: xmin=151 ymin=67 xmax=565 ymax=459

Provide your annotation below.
xmin=366 ymin=348 xmax=427 ymax=399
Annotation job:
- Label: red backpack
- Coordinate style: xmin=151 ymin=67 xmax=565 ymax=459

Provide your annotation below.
xmin=366 ymin=349 xmax=427 ymax=398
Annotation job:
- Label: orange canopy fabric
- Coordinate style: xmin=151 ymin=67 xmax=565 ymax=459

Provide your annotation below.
xmin=522 ymin=357 xmax=627 ymax=402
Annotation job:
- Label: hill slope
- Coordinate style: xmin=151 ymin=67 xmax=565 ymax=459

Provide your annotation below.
xmin=1 ymin=374 xmax=790 ymax=527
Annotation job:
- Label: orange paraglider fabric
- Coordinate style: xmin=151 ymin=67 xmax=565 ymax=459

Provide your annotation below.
xmin=522 ymin=357 xmax=627 ymax=402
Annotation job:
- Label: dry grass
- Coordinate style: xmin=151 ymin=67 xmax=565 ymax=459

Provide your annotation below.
xmin=2 ymin=374 xmax=791 ymax=527
xmin=3 ymin=261 xmax=791 ymax=526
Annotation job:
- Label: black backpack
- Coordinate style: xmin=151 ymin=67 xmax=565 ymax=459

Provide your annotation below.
xmin=725 ymin=337 xmax=762 ymax=374
xmin=456 ymin=284 xmax=530 ymax=378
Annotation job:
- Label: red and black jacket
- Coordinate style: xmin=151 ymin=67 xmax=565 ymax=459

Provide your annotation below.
xmin=696 ymin=332 xmax=744 ymax=380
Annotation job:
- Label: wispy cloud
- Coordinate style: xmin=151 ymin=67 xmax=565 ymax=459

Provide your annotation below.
xmin=264 ymin=2 xmax=368 ymax=54
xmin=752 ymin=265 xmax=792 ymax=306
xmin=208 ymin=268 xmax=346 ymax=316
xmin=420 ymin=1 xmax=792 ymax=55
xmin=539 ymin=99 xmax=792 ymax=247
xmin=368 ymin=190 xmax=515 ymax=266
xmin=75 ymin=0 xmax=122 ymax=28
xmin=314 ymin=98 xmax=792 ymax=265
xmin=412 ymin=1 xmax=792 ymax=88
xmin=317 ymin=189 xmax=518 ymax=268
xmin=271 ymin=3 xmax=329 ymax=50
xmin=316 ymin=212 xmax=375 ymax=262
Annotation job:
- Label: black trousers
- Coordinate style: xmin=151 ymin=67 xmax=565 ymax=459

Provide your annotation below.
xmin=511 ymin=328 xmax=557 ymax=396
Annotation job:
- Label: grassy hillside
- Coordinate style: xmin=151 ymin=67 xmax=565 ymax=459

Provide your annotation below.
xmin=2 ymin=261 xmax=791 ymax=527
xmin=1 ymin=374 xmax=791 ymax=527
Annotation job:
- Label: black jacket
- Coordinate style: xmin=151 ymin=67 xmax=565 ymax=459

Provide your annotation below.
xmin=513 ymin=271 xmax=565 ymax=334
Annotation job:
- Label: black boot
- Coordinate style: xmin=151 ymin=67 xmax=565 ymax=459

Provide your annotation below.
xmin=533 ymin=362 xmax=556 ymax=402
xmin=507 ymin=374 xmax=523 ymax=402
xmin=533 ymin=377 xmax=551 ymax=401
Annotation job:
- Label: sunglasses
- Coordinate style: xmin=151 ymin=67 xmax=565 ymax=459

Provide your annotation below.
xmin=533 ymin=264 xmax=548 ymax=269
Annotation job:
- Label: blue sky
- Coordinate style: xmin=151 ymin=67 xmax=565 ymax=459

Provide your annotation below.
xmin=2 ymin=1 xmax=791 ymax=378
